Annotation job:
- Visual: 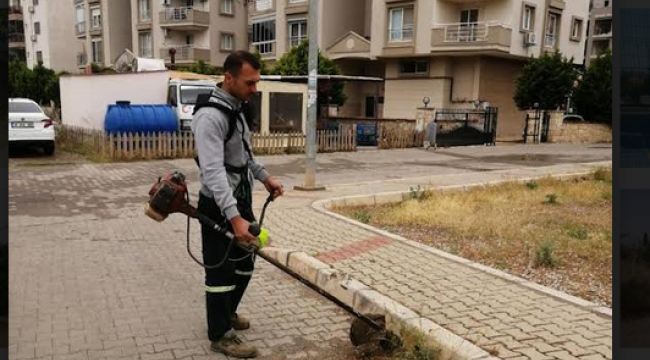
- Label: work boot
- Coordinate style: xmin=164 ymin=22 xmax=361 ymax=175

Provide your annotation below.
xmin=211 ymin=331 xmax=258 ymax=358
xmin=231 ymin=313 xmax=250 ymax=330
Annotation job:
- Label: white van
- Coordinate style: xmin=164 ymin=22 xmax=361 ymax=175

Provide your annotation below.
xmin=167 ymin=78 xmax=217 ymax=132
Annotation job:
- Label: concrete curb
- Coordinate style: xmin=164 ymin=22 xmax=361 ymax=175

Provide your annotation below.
xmin=260 ymin=247 xmax=498 ymax=360
xmin=312 ymin=164 xmax=613 ymax=319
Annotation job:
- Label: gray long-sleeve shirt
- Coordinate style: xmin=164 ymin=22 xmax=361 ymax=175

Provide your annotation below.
xmin=192 ymin=86 xmax=270 ymax=220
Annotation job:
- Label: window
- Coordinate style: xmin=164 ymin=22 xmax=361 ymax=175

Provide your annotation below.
xmin=75 ymin=4 xmax=85 ymax=25
xmin=604 ymin=1 xmax=610 ymax=7
xmin=289 ymin=0 xmax=307 ymax=3
xmin=288 ymin=19 xmax=307 ymax=47
xmin=400 ymin=59 xmax=428 ymax=75
xmin=389 ymin=7 xmax=414 ymax=42
xmin=139 ymin=32 xmax=152 ymax=58
xmin=255 ymin=0 xmax=272 ymax=11
xmin=92 ymin=40 xmax=103 ymax=63
xmin=34 ymin=21 xmax=40 ymax=35
xmin=571 ymin=18 xmax=583 ymax=41
xmin=167 ymin=85 xmax=178 ymax=106
xmin=459 ymin=9 xmax=479 ymax=41
xmin=32 ymin=0 xmax=38 ymax=5
xmin=545 ymin=13 xmax=559 ymax=48
xmin=252 ymin=18 xmax=276 ymax=54
xmin=91 ymin=7 xmax=101 ymax=29
xmin=36 ymin=51 xmax=43 ymax=64
xmin=270 ymin=92 xmax=303 ymax=133
xmin=521 ymin=4 xmax=535 ymax=32
xmin=139 ymin=0 xmax=151 ymax=21
xmin=221 ymin=33 xmax=234 ymax=51
xmin=221 ymin=0 xmax=233 ymax=15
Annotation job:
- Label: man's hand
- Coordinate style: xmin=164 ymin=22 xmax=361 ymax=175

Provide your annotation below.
xmin=263 ymin=176 xmax=284 ymax=199
xmin=230 ymin=216 xmax=257 ymax=246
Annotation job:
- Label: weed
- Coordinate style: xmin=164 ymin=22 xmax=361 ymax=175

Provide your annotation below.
xmin=534 ymin=240 xmax=557 ymax=268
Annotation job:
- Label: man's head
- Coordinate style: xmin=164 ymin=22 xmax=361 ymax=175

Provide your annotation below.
xmin=222 ymin=51 xmax=261 ymax=102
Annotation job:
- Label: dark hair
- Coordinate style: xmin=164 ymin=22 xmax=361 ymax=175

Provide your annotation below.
xmin=223 ymin=51 xmax=261 ymax=76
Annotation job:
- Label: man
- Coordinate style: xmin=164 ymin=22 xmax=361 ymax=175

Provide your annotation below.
xmin=192 ymin=51 xmax=283 ymax=358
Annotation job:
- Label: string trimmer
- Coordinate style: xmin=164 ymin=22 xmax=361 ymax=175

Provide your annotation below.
xmin=144 ymin=171 xmax=399 ymax=351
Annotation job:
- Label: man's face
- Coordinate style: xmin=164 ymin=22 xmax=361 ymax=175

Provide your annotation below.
xmin=225 ymin=62 xmax=260 ymax=102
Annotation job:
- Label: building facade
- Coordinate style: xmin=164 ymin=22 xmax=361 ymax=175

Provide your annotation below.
xmin=249 ymin=0 xmax=590 ymax=140
xmin=22 ymin=0 xmax=78 ymax=72
xmin=129 ymin=0 xmax=248 ymax=69
xmin=9 ymin=0 xmax=27 ymax=62
xmin=585 ymin=0 xmax=612 ymax=66
xmin=73 ymin=0 xmax=133 ymax=70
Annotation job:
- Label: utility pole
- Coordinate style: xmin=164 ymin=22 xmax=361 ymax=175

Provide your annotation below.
xmin=295 ymin=0 xmax=325 ymax=191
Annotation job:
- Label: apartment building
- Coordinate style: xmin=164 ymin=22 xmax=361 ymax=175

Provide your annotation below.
xmin=9 ymin=0 xmax=26 ymax=61
xmin=248 ymin=0 xmax=590 ymax=141
xmin=129 ymin=0 xmax=247 ymax=69
xmin=22 ymin=0 xmax=78 ymax=72
xmin=585 ymin=0 xmax=612 ymax=66
xmin=73 ymin=0 xmax=132 ymax=70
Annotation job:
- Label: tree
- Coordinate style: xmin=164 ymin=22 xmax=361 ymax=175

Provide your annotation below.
xmin=271 ymin=40 xmax=347 ymax=107
xmin=186 ymin=60 xmax=221 ymax=75
xmin=574 ymin=50 xmax=611 ymax=123
xmin=514 ymin=51 xmax=578 ymax=110
xmin=9 ymin=60 xmax=62 ymax=107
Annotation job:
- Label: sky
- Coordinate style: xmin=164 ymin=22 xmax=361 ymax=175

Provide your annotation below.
xmin=621 ymin=190 xmax=650 ymax=246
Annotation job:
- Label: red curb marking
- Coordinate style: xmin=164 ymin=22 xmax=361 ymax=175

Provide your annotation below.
xmin=316 ymin=236 xmax=393 ymax=264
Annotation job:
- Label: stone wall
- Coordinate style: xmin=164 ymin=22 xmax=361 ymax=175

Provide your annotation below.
xmin=549 ymin=122 xmax=612 ymax=143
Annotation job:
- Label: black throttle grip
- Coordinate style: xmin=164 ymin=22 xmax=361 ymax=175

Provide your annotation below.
xmin=248 ymin=224 xmax=261 ymax=237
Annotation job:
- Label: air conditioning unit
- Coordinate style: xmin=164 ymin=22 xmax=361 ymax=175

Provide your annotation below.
xmin=30 ymin=34 xmax=37 ymax=42
xmin=28 ymin=5 xmax=34 ymax=13
xmin=163 ymin=28 xmax=170 ymax=37
xmin=523 ymin=32 xmax=536 ymax=46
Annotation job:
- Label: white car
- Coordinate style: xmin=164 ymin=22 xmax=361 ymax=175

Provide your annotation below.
xmin=9 ymin=98 xmax=56 ymax=155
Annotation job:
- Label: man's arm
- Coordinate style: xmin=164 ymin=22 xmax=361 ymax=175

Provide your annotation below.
xmin=193 ymin=110 xmax=240 ymax=220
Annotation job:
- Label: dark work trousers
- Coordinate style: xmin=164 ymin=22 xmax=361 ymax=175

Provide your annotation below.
xmin=198 ymin=192 xmax=256 ymax=341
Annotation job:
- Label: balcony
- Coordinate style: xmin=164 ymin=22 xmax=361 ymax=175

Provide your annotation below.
xmin=9 ymin=33 xmax=25 ymax=48
xmin=9 ymin=6 xmax=23 ymax=21
xmin=75 ymin=21 xmax=86 ymax=37
xmin=431 ymin=22 xmax=512 ymax=53
xmin=159 ymin=8 xmax=209 ymax=31
xmin=160 ymin=45 xmax=211 ymax=64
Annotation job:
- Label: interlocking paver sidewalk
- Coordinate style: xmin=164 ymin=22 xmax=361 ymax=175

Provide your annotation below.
xmin=9 ymin=145 xmax=612 ymax=360
xmin=261 ymin=162 xmax=612 ymax=360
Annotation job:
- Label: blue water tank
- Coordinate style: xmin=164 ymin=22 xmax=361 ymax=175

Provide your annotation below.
xmin=104 ymin=101 xmax=178 ymax=134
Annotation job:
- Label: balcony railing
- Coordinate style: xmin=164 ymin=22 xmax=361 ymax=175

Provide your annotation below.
xmin=442 ymin=22 xmax=490 ymax=42
xmin=431 ymin=22 xmax=512 ymax=50
xmin=159 ymin=8 xmax=209 ymax=28
xmin=9 ymin=33 xmax=25 ymax=44
xmin=388 ymin=25 xmax=414 ymax=42
xmin=77 ymin=53 xmax=87 ymax=66
xmin=544 ymin=34 xmax=556 ymax=48
xmin=139 ymin=10 xmax=152 ymax=22
xmin=75 ymin=21 xmax=86 ymax=35
xmin=160 ymin=45 xmax=211 ymax=62
xmin=9 ymin=6 xmax=22 ymax=15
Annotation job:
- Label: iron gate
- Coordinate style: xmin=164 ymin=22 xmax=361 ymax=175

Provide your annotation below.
xmin=523 ymin=110 xmax=551 ymax=143
xmin=433 ymin=107 xmax=498 ymax=146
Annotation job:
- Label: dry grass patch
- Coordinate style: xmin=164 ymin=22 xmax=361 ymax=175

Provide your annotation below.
xmin=335 ymin=169 xmax=612 ymax=306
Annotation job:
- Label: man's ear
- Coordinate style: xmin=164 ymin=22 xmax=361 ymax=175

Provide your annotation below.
xmin=224 ymin=72 xmax=232 ymax=83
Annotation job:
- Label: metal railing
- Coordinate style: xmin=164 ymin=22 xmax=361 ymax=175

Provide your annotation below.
xmin=388 ymin=25 xmax=414 ymax=42
xmin=9 ymin=33 xmax=25 ymax=43
xmin=544 ymin=34 xmax=556 ymax=48
xmin=441 ymin=21 xmax=493 ymax=42
xmin=161 ymin=45 xmax=209 ymax=60
xmin=77 ymin=53 xmax=87 ymax=65
xmin=163 ymin=7 xmax=191 ymax=21
xmin=75 ymin=21 xmax=86 ymax=35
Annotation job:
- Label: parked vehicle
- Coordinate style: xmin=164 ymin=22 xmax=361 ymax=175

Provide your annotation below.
xmin=167 ymin=79 xmax=216 ymax=132
xmin=8 ymin=98 xmax=56 ymax=155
